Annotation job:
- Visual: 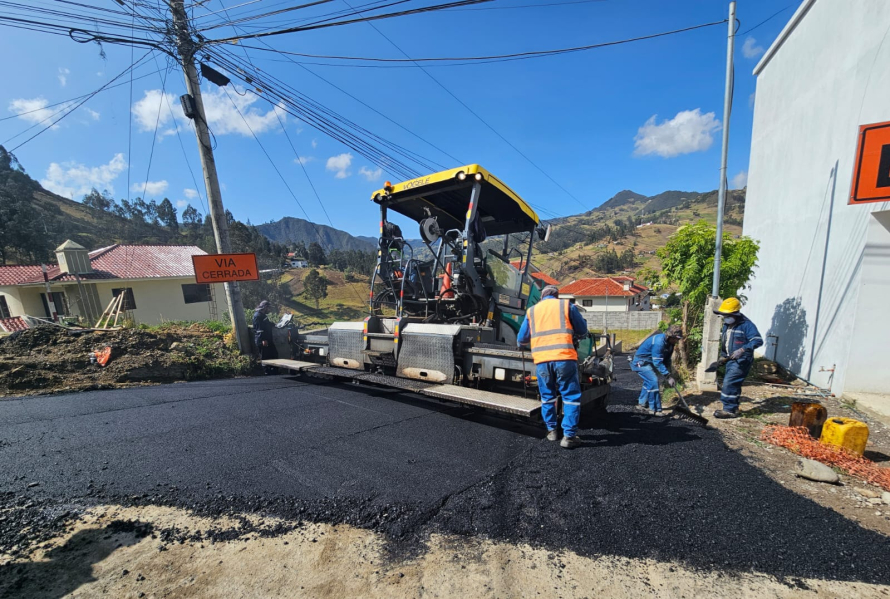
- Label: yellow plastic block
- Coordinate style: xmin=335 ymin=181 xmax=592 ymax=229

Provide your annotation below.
xmin=819 ymin=417 xmax=869 ymax=456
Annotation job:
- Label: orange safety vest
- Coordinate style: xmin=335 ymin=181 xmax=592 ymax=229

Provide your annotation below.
xmin=528 ymin=299 xmax=578 ymax=364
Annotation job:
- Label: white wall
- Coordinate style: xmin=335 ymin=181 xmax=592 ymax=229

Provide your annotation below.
xmin=573 ymin=296 xmax=631 ymax=312
xmin=8 ymin=279 xmax=224 ymax=325
xmin=744 ymin=0 xmax=890 ymax=401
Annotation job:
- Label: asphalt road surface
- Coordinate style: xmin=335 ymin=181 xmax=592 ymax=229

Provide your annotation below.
xmin=1 ymin=364 xmax=889 ymax=585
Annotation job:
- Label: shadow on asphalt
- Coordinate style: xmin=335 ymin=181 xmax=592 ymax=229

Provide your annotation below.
xmin=0 ymin=520 xmax=152 ymax=599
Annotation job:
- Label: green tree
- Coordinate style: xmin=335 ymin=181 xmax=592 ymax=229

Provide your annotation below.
xmin=182 ymin=204 xmax=201 ymax=229
xmin=657 ymin=221 xmax=759 ymax=368
xmin=82 ymin=188 xmax=114 ymax=212
xmin=307 ymin=242 xmax=326 ymax=267
xmin=303 ymin=268 xmax=328 ymax=308
xmin=157 ymin=198 xmax=178 ymax=230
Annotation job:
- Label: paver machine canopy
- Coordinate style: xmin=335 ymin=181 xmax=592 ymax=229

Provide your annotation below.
xmin=370 ymin=164 xmax=550 ymax=344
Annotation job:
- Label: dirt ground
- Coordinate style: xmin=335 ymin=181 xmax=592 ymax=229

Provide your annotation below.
xmin=0 ymin=325 xmax=251 ymax=397
xmin=2 ymin=503 xmax=888 ymax=599
xmin=676 ymin=382 xmax=890 ymax=538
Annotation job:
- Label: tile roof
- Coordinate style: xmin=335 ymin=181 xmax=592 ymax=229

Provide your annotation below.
xmin=0 ymin=316 xmax=29 ymax=332
xmin=559 ymin=277 xmax=649 ymax=298
xmin=0 ymin=265 xmax=45 ymax=286
xmin=0 ymin=244 xmax=208 ymax=286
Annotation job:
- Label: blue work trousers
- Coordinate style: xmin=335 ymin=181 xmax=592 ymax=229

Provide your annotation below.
xmin=537 ymin=360 xmax=583 ymax=438
xmin=631 ymin=360 xmax=662 ymax=411
xmin=721 ymin=357 xmax=752 ymax=411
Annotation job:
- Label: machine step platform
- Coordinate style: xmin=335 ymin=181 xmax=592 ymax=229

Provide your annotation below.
xmin=261 ymin=359 xmax=544 ymax=417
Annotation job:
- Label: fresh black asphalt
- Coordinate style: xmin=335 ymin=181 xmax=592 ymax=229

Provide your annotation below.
xmin=1 ymin=363 xmax=889 ymax=585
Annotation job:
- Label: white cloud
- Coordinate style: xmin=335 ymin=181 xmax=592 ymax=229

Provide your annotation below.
xmin=58 ymin=67 xmax=70 ymax=87
xmin=85 ymin=108 xmax=100 ymax=121
xmin=633 ymin=109 xmax=721 ymax=158
xmin=294 ymin=156 xmax=315 ymax=165
xmin=184 ymin=188 xmax=199 ymax=199
xmin=131 ymin=180 xmax=169 ymax=197
xmin=730 ymin=170 xmax=748 ymax=189
xmin=748 ymin=92 xmax=756 ymax=110
xmin=8 ymin=97 xmax=74 ymax=129
xmin=176 ymin=199 xmax=189 ymax=209
xmin=326 ymin=153 xmax=353 ymax=179
xmin=132 ymin=87 xmax=285 ymax=139
xmin=311 ymin=139 xmax=318 ymax=149
xmin=41 ymin=153 xmax=127 ymax=199
xmin=742 ymin=37 xmax=764 ymax=59
xmin=359 ymin=166 xmax=383 ymax=182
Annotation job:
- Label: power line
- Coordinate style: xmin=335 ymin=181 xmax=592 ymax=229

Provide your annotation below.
xmin=136 ymin=57 xmax=170 ymax=202
xmin=7 ymin=51 xmax=153 ymax=151
xmin=208 ymin=0 xmax=491 ymax=41
xmin=250 ymin=37 xmax=460 ymax=166
xmin=226 ymin=19 xmax=727 ymax=66
xmin=344 ymin=0 xmax=589 ymax=211
xmin=739 ymin=3 xmax=795 ymax=36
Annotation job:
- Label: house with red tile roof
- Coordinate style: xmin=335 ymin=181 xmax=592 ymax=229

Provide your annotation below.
xmin=559 ymin=276 xmax=651 ymax=312
xmin=0 ymin=240 xmax=224 ymax=329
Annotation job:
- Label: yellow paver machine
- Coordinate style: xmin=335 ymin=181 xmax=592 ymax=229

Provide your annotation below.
xmin=265 ymin=165 xmax=612 ymax=420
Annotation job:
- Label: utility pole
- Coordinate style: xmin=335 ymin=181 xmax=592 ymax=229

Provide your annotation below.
xmin=711 ymin=0 xmax=736 ymax=297
xmin=698 ymin=0 xmax=736 ymax=392
xmin=169 ymin=0 xmax=251 ymax=353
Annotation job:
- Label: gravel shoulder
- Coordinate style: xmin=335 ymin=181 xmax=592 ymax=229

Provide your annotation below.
xmin=3 ymin=504 xmax=889 ymax=599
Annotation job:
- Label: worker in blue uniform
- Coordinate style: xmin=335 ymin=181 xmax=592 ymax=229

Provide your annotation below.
xmin=631 ymin=325 xmax=683 ymax=416
xmin=714 ymin=298 xmax=763 ymax=419
xmin=517 ymin=285 xmax=589 ymax=449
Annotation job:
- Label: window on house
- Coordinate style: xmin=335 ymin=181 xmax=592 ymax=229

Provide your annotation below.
xmin=111 ymin=288 xmax=137 ymax=310
xmin=0 ymin=296 xmax=9 ymax=319
xmin=582 ymin=299 xmax=593 ymax=307
xmin=182 ymin=283 xmax=212 ymax=304
xmin=40 ymin=292 xmax=69 ymax=316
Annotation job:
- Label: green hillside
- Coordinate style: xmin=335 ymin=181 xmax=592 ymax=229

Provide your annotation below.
xmin=533 ymin=187 xmax=746 ymax=283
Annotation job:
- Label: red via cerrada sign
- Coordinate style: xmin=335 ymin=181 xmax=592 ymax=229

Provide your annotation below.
xmin=192 ymin=253 xmax=259 ymax=283
xmin=850 ymin=120 xmax=890 ymax=205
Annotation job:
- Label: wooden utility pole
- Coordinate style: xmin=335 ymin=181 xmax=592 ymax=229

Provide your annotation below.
xmin=169 ymin=0 xmax=251 ymax=353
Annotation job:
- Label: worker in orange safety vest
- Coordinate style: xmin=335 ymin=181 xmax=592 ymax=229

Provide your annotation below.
xmin=517 ymin=285 xmax=589 ymax=448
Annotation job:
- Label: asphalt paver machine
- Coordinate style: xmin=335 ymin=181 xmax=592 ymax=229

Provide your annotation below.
xmin=265 ymin=165 xmax=612 ymax=421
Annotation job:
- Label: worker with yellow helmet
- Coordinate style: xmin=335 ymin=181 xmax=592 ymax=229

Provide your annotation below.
xmin=714 ymin=297 xmax=763 ymax=419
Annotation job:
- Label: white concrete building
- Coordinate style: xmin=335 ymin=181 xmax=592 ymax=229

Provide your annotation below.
xmin=0 ymin=241 xmax=223 ymax=330
xmin=744 ymin=0 xmax=890 ymax=415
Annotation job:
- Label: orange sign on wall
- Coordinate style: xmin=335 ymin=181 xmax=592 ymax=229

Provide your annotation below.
xmin=192 ymin=253 xmax=259 ymax=284
xmin=850 ymin=121 xmax=890 ymax=205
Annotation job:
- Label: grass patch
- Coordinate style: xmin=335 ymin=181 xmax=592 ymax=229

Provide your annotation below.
xmin=607 ymin=328 xmax=656 ymax=349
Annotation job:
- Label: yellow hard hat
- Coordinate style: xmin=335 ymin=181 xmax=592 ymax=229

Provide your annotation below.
xmin=715 ymin=297 xmax=741 ymax=315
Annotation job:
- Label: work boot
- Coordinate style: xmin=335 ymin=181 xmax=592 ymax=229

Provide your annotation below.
xmin=714 ymin=409 xmax=740 ymax=419
xmin=546 ymin=429 xmax=559 ymax=442
xmin=560 ymin=435 xmax=580 ymax=449
xmin=650 ymin=409 xmax=666 ymax=417
xmin=635 ymin=404 xmax=648 ymax=413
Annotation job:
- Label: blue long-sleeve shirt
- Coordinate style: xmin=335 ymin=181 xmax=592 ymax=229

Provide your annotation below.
xmin=517 ymin=297 xmax=588 ymax=346
xmin=633 ymin=333 xmax=673 ymax=376
xmin=720 ymin=314 xmax=763 ymax=358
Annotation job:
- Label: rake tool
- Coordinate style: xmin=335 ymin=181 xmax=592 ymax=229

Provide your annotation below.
xmin=670 ymin=384 xmax=709 ymax=427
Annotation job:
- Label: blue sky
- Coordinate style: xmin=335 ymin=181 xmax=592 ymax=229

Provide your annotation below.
xmin=1 ymin=0 xmax=795 ymax=237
